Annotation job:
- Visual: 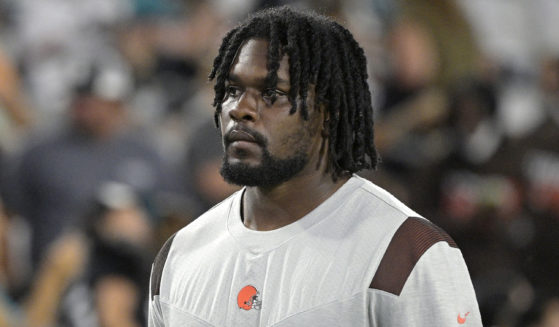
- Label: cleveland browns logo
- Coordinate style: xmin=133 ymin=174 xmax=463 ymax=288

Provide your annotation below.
xmin=237 ymin=285 xmax=262 ymax=310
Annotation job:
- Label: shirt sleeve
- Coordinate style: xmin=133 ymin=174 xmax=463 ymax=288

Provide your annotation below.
xmin=369 ymin=242 xmax=482 ymax=326
xmin=148 ymin=268 xmax=165 ymax=327
xmin=367 ymin=217 xmax=482 ymax=326
xmin=148 ymin=233 xmax=177 ymax=327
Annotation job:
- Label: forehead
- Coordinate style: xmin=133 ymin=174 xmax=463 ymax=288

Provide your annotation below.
xmin=229 ymin=38 xmax=290 ymax=85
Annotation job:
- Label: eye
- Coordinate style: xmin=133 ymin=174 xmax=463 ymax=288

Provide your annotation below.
xmin=262 ymin=88 xmax=286 ymax=104
xmin=225 ymin=85 xmax=241 ymax=99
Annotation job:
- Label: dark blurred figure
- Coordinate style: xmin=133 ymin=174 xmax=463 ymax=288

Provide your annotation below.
xmin=10 ymin=61 xmax=167 ymax=270
xmin=85 ymin=183 xmax=155 ymax=327
xmin=371 ymin=0 xmax=482 ymax=206
xmin=511 ymin=56 xmax=559 ymax=309
xmin=377 ymin=0 xmax=480 ymax=117
xmin=83 ymin=182 xmax=153 ymax=327
xmin=468 ymin=56 xmax=559 ymax=326
xmin=430 ymin=78 xmax=526 ymax=325
xmin=23 ymin=182 xmax=153 ymax=327
xmin=430 ymin=64 xmax=559 ymax=325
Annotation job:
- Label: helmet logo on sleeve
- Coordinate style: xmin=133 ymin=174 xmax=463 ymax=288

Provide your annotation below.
xmin=237 ymin=285 xmax=262 ymax=310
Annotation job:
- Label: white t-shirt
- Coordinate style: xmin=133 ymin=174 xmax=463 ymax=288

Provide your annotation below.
xmin=149 ymin=175 xmax=482 ymax=326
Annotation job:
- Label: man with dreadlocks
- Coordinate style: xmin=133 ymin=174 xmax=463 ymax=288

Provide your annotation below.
xmin=149 ymin=6 xmax=481 ymax=326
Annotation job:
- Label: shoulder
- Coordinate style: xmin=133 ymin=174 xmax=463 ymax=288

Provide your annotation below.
xmin=175 ymin=191 xmax=239 ymax=241
xmin=149 ymin=192 xmax=240 ymax=298
xmin=156 ymin=191 xmax=238 ymax=253
xmin=369 ymin=216 xmax=458 ymax=296
xmin=346 ymin=178 xmax=466 ymax=295
xmin=367 ymin=216 xmax=481 ymax=325
xmin=350 ymin=175 xmax=421 ymax=218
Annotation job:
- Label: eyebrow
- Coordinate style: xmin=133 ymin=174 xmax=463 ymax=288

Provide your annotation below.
xmin=228 ymin=73 xmax=289 ymax=86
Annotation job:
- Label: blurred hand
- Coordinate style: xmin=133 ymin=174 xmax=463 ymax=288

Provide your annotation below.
xmin=25 ymin=232 xmax=87 ymax=327
xmin=45 ymin=232 xmax=87 ymax=282
xmin=99 ymin=207 xmax=152 ymax=247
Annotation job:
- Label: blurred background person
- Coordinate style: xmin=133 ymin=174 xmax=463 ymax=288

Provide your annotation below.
xmin=23 ymin=182 xmax=153 ymax=327
xmin=9 ymin=59 xmax=168 ymax=273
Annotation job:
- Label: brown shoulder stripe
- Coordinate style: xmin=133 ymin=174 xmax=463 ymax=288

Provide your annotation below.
xmin=369 ymin=217 xmax=457 ymax=296
xmin=151 ymin=233 xmax=177 ymax=300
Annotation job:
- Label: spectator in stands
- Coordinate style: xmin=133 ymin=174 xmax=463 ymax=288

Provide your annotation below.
xmin=23 ymin=182 xmax=153 ymax=327
xmin=11 ymin=60 xmax=167 ymax=269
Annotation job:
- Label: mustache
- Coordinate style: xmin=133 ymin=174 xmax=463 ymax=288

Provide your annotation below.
xmin=224 ymin=125 xmax=267 ymax=147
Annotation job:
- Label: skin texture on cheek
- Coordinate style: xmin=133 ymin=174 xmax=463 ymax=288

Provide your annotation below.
xmin=266 ymin=118 xmax=307 ymax=157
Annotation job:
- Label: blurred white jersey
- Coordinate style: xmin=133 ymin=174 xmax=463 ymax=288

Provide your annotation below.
xmin=148 ymin=175 xmax=482 ymax=326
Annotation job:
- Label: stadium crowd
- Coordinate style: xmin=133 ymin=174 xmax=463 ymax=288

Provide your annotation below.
xmin=0 ymin=0 xmax=558 ymax=326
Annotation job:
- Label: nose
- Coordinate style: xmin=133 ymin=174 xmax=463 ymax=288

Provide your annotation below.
xmin=228 ymin=90 xmax=258 ymax=123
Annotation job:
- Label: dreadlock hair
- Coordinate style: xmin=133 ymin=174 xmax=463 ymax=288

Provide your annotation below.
xmin=209 ymin=6 xmax=379 ymax=178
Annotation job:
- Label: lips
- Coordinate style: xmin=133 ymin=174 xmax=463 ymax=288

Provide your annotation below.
xmin=225 ymin=127 xmax=264 ymax=147
xmin=228 ymin=129 xmax=257 ymax=143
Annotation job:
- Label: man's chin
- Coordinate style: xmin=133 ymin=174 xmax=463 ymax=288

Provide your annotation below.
xmin=225 ymin=156 xmax=261 ymax=168
xmin=220 ymin=161 xmax=263 ymax=187
xmin=220 ymin=152 xmax=308 ymax=188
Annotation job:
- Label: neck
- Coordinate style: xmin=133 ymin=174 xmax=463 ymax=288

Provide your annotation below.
xmin=242 ymin=171 xmax=349 ymax=231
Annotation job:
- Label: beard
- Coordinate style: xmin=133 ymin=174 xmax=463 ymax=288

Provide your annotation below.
xmin=220 ymin=125 xmax=310 ymax=187
xmin=220 ymin=146 xmax=308 ymax=188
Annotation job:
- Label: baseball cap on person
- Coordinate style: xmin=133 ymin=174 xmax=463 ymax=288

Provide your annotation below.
xmin=74 ymin=63 xmax=132 ymax=102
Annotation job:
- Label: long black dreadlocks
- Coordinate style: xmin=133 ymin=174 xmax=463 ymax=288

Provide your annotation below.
xmin=209 ymin=6 xmax=379 ymax=177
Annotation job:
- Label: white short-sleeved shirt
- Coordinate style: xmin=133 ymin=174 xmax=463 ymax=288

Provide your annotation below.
xmin=149 ymin=175 xmax=482 ymax=326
